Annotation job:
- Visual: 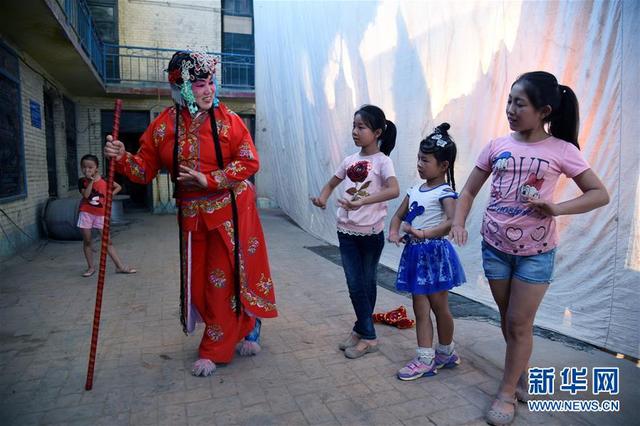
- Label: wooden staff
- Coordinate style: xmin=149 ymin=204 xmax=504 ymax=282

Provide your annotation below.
xmin=85 ymin=99 xmax=122 ymax=391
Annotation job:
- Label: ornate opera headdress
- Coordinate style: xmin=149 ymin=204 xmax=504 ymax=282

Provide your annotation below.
xmin=167 ymin=50 xmax=219 ymax=115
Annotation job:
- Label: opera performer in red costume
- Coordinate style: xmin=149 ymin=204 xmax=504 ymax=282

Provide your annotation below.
xmin=104 ymin=51 xmax=277 ymax=376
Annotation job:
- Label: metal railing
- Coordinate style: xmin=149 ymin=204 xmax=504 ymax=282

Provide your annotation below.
xmin=60 ymin=1 xmax=255 ymax=91
xmin=63 ymin=0 xmax=105 ymax=78
xmin=104 ymin=45 xmax=255 ymax=91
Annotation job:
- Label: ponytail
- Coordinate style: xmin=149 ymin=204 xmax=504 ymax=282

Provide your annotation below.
xmin=549 ymin=85 xmax=580 ymax=149
xmin=354 ymin=104 xmax=397 ymax=156
xmin=514 ymin=71 xmax=581 ymax=149
xmin=380 ymin=120 xmax=396 ymax=156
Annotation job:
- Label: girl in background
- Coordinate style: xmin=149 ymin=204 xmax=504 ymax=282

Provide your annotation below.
xmin=77 ymin=154 xmax=136 ymax=277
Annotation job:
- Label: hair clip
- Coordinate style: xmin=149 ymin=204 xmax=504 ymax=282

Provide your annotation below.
xmin=430 ymin=133 xmax=447 ymax=147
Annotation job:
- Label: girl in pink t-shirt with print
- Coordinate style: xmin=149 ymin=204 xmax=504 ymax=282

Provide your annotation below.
xmin=450 ymin=72 xmax=609 ymax=425
xmin=311 ymin=105 xmax=400 ymax=359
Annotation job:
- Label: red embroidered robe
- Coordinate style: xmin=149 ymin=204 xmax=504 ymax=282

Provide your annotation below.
xmin=115 ymin=104 xmax=277 ymax=362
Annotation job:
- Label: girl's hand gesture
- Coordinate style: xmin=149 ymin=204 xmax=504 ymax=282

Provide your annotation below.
xmin=525 ymin=199 xmax=559 ymax=217
xmin=387 ymin=232 xmax=403 ymax=246
xmin=177 ymin=165 xmax=208 ymax=190
xmin=338 ymin=197 xmax=363 ymax=211
xmin=310 ymin=196 xmax=327 ymax=209
xmin=83 ymin=170 xmax=98 ymax=182
xmin=449 ymin=224 xmax=468 ymax=246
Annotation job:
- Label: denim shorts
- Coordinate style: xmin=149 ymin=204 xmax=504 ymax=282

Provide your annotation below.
xmin=481 ymin=240 xmax=555 ymax=284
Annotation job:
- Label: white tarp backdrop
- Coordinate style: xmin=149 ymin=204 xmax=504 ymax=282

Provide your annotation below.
xmin=254 ymin=0 xmax=640 ymax=358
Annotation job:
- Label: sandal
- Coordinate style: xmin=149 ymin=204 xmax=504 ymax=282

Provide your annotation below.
xmin=82 ymin=269 xmax=96 ymax=277
xmin=116 ymin=267 xmax=137 ymax=274
xmin=486 ymin=395 xmax=516 ymax=425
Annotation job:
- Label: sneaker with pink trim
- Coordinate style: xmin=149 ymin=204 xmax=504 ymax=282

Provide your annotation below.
xmin=397 ymin=357 xmax=437 ymax=381
xmin=434 ymin=349 xmax=460 ymax=370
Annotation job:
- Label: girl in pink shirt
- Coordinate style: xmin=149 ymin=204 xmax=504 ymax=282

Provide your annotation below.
xmin=450 ymin=72 xmax=609 ymax=425
xmin=311 ymin=105 xmax=400 ymax=359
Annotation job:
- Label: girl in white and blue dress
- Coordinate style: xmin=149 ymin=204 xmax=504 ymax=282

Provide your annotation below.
xmin=388 ymin=123 xmax=466 ymax=380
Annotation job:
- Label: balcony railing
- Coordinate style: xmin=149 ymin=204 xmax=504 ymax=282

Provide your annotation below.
xmin=63 ymin=0 xmax=105 ymax=78
xmin=104 ymin=45 xmax=255 ymax=91
xmin=60 ymin=1 xmax=255 ymax=92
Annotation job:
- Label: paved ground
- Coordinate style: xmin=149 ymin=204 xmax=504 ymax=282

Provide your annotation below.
xmin=1 ymin=209 xmax=637 ymax=425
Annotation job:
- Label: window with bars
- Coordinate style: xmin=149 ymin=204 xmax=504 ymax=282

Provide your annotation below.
xmin=0 ymin=43 xmax=25 ymax=200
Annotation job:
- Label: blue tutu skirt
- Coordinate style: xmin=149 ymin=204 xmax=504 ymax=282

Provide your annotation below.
xmin=396 ymin=238 xmax=466 ymax=295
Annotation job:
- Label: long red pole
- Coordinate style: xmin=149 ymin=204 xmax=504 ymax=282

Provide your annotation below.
xmin=85 ymin=99 xmax=122 ymax=391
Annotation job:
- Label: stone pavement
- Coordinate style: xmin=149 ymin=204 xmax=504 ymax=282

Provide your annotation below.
xmin=0 ymin=209 xmax=637 ymax=425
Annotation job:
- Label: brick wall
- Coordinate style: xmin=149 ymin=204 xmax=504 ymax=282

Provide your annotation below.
xmin=118 ymin=0 xmax=222 ymax=52
xmin=0 ymin=51 xmax=76 ymax=259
